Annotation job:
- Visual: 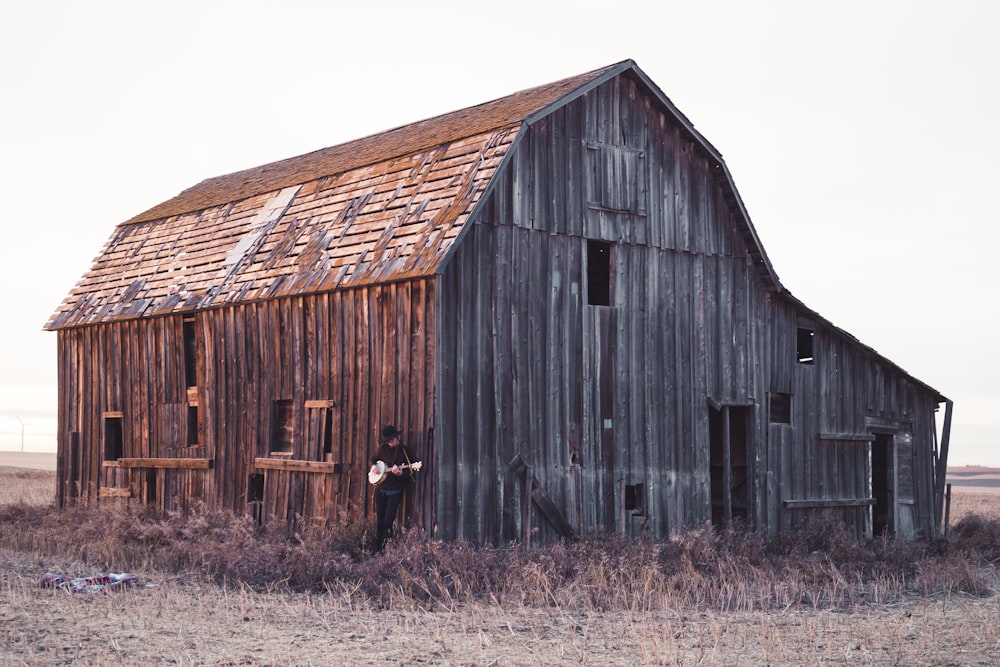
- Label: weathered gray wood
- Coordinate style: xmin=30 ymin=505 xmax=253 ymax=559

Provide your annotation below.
xmin=783 ymin=498 xmax=875 ymax=509
xmin=723 ymin=406 xmax=732 ymax=524
xmin=509 ymin=454 xmax=575 ymax=540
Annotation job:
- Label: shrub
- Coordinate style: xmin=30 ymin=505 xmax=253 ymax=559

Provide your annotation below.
xmin=950 ymin=514 xmax=1000 ymax=564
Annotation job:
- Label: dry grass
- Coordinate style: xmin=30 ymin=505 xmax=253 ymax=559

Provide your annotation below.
xmin=0 ymin=468 xmax=55 ymax=507
xmin=2 ymin=469 xmax=999 ymax=666
xmin=949 ymin=488 xmax=1000 ymax=522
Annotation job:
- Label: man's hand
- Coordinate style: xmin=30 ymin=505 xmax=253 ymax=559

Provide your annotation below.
xmin=391 ymin=465 xmax=402 ymax=476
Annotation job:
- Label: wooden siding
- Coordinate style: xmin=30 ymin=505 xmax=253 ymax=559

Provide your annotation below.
xmin=435 ymin=73 xmax=761 ymax=543
xmin=55 ymin=281 xmax=437 ymax=530
xmin=433 ymin=71 xmax=945 ymax=543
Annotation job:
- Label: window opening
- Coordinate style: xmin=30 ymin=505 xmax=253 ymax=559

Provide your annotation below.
xmin=796 ymin=327 xmax=815 ymax=365
xmin=183 ymin=317 xmax=198 ymax=388
xmin=271 ymin=400 xmax=294 ymax=454
xmin=322 ymin=409 xmax=333 ymax=460
xmin=248 ymin=473 xmax=264 ymax=503
xmin=709 ymin=405 xmax=751 ymax=528
xmin=103 ymin=415 xmax=123 ymax=461
xmin=872 ymin=433 xmax=895 ymax=536
xmin=624 ymin=483 xmax=645 ymax=515
xmin=305 ymin=401 xmax=336 ymax=461
xmin=186 ymin=405 xmax=199 ymax=446
xmin=587 ymin=240 xmax=612 ymax=306
xmin=247 ymin=472 xmax=265 ymax=525
xmin=769 ymin=393 xmax=791 ymax=424
xmin=569 ymin=438 xmax=582 ymax=468
xmin=145 ymin=469 xmax=157 ymax=505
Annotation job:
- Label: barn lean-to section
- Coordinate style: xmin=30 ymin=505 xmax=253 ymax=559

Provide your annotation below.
xmin=48 ymin=60 xmax=950 ymax=545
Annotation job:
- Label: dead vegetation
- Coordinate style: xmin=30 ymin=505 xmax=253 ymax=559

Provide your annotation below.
xmin=2 ymin=469 xmax=999 ymax=665
xmin=0 ymin=467 xmax=56 ymax=507
xmin=1 ymin=502 xmax=996 ymax=611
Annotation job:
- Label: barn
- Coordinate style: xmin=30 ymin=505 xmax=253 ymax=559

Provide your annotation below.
xmin=47 ymin=59 xmax=952 ymax=543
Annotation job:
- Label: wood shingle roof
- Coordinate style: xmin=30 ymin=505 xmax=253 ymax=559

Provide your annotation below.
xmin=127 ymin=64 xmax=620 ymax=225
xmin=46 ymin=64 xmax=621 ymax=330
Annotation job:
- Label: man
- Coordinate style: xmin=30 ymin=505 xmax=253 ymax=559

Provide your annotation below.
xmin=369 ymin=424 xmax=417 ymax=553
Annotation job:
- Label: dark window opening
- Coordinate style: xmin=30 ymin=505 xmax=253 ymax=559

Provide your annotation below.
xmin=872 ymin=433 xmax=895 ymax=536
xmin=186 ymin=405 xmax=199 ymax=446
xmin=183 ymin=317 xmax=198 ymax=388
xmin=103 ymin=415 xmax=123 ymax=461
xmin=587 ymin=240 xmax=612 ymax=306
xmin=796 ymin=327 xmax=815 ymax=365
xmin=624 ymin=483 xmax=645 ymax=515
xmin=769 ymin=393 xmax=791 ymax=424
xmin=709 ymin=405 xmax=751 ymax=529
xmin=322 ymin=409 xmax=333 ymax=460
xmin=569 ymin=443 xmax=582 ymax=467
xmin=145 ymin=469 xmax=157 ymax=505
xmin=248 ymin=473 xmax=264 ymax=503
xmin=271 ymin=400 xmax=294 ymax=454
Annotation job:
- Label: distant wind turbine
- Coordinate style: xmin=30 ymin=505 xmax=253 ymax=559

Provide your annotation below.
xmin=15 ymin=416 xmax=30 ymax=452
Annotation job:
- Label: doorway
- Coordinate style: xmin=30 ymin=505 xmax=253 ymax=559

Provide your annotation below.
xmin=872 ymin=433 xmax=894 ymax=536
xmin=709 ymin=404 xmax=751 ymax=528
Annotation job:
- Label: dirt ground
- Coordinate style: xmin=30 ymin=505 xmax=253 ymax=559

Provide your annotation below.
xmin=1 ymin=549 xmax=998 ymax=667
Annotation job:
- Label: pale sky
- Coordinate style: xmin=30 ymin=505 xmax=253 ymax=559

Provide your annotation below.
xmin=1 ymin=1 xmax=997 ymax=465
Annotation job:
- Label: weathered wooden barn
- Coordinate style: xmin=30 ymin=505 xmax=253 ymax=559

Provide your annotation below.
xmin=48 ymin=60 xmax=952 ymax=543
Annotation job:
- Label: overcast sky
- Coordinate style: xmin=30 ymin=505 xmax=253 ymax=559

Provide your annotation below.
xmin=1 ymin=1 xmax=996 ymax=466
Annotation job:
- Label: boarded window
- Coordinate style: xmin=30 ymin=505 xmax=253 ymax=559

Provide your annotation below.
xmin=103 ymin=414 xmax=123 ymax=461
xmin=305 ymin=400 xmax=335 ymax=461
xmin=271 ymin=400 xmax=294 ymax=454
xmin=587 ymin=240 xmax=612 ymax=306
xmin=586 ymin=142 xmax=646 ymax=213
xmin=769 ymin=393 xmax=791 ymax=424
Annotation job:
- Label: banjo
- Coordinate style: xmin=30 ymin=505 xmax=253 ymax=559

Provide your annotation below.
xmin=368 ymin=460 xmax=423 ymax=485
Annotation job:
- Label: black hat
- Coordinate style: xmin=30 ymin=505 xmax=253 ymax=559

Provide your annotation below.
xmin=380 ymin=425 xmax=401 ymax=441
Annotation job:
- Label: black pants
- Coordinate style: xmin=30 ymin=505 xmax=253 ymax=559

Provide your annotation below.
xmin=374 ymin=489 xmax=403 ymax=553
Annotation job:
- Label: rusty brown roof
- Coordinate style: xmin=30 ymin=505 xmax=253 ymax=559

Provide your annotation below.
xmin=46 ymin=62 xmax=624 ymax=330
xmin=128 ymin=63 xmax=621 ymax=225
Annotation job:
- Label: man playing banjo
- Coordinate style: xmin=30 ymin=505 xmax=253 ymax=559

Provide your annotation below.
xmin=368 ymin=424 xmax=420 ymax=553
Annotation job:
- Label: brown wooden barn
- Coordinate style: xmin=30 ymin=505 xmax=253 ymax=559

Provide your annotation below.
xmin=47 ymin=60 xmax=952 ymax=543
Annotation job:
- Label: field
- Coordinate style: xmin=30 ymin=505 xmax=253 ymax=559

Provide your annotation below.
xmin=1 ymin=454 xmax=999 ymax=666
